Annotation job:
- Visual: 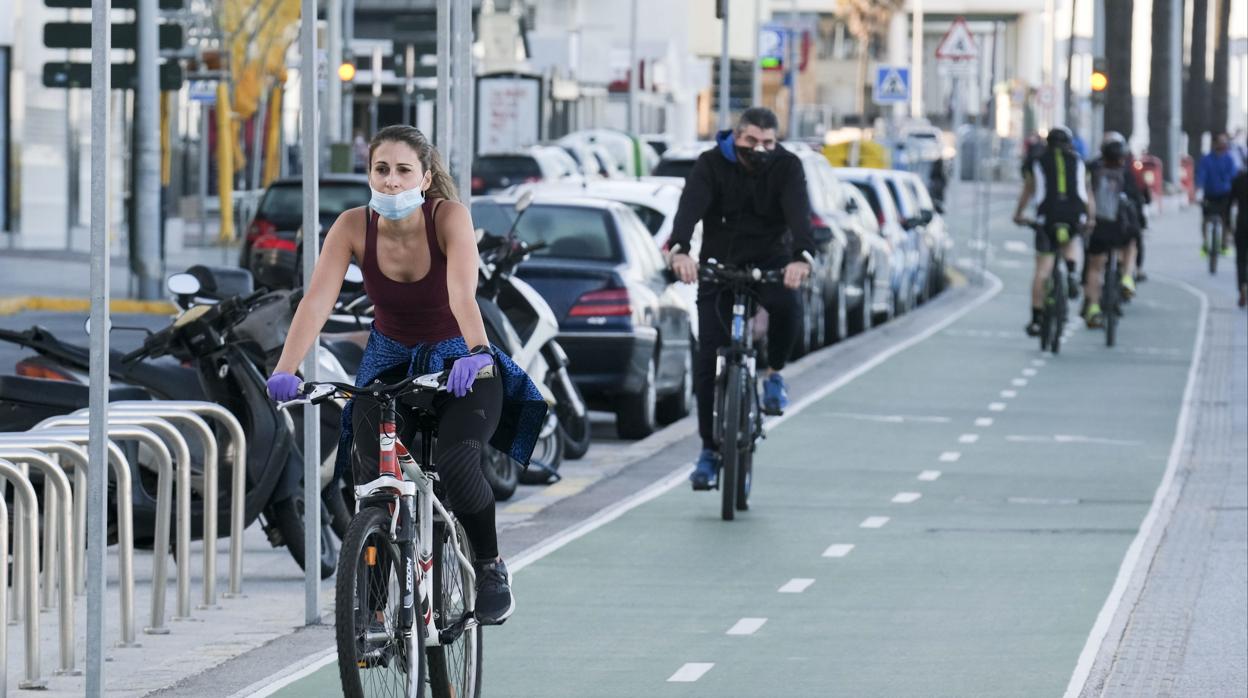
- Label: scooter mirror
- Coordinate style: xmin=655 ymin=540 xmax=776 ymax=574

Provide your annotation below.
xmin=166 ymin=273 xmax=201 ymax=296
xmin=515 ymin=190 xmax=534 ymax=214
xmin=344 ymin=263 xmax=364 ymax=284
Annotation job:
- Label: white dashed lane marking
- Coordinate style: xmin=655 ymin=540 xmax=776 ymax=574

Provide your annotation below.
xmin=822 ymin=544 xmax=855 ymax=558
xmin=891 ymin=492 xmax=922 ymax=504
xmin=975 ymin=417 xmax=994 ymax=427
xmin=939 ymin=451 xmax=961 ymax=462
xmin=1032 ymin=359 xmax=1046 ymax=367
xmin=1001 ymin=390 xmax=1018 ymax=398
xmin=989 ymin=402 xmax=1007 ymax=411
xmin=958 ymin=433 xmax=980 ymax=444
xmin=918 ymin=470 xmax=942 ymax=481
xmin=860 ymin=516 xmax=891 ymax=529
xmin=778 ymin=578 xmax=815 ymax=593
xmin=726 ymin=618 xmax=767 ymax=636
xmin=1022 ymin=368 xmax=1038 ymax=377
xmin=668 ymin=663 xmax=714 ymax=682
xmin=1012 ymin=378 xmax=1028 ymax=387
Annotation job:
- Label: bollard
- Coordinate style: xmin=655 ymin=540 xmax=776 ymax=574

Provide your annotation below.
xmin=108 ymin=400 xmax=248 ymax=598
xmin=0 ymin=449 xmax=78 ymax=675
xmin=0 ymin=433 xmax=138 ymax=646
xmin=79 ymin=406 xmax=222 ymax=608
xmin=34 ymin=424 xmax=175 ymax=635
xmin=0 ymin=459 xmax=45 ymax=689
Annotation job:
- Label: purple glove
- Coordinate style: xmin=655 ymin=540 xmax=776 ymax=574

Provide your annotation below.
xmin=267 ymin=371 xmax=301 ymax=402
xmin=447 ymin=353 xmax=493 ymax=398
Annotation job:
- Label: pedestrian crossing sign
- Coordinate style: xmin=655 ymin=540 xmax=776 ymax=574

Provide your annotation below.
xmin=873 ymin=66 xmax=910 ymax=105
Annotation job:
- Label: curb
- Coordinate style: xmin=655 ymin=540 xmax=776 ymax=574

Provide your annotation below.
xmin=0 ymin=296 xmax=176 ymax=316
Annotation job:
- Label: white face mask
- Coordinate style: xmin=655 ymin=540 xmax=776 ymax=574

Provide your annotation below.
xmin=369 ymin=185 xmax=425 ymax=220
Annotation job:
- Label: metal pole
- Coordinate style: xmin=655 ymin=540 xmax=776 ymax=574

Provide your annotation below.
xmin=300 ymin=0 xmax=322 ymax=626
xmin=86 ymin=0 xmax=111 ymax=689
xmin=135 ymin=0 xmax=161 ymax=299
xmin=1091 ymin=0 xmax=1104 ymax=151
xmin=198 ymin=103 xmax=209 ymax=244
xmin=66 ymin=87 xmax=77 ymax=251
xmin=786 ymin=1 xmax=798 ymax=139
xmin=403 ymin=44 xmax=415 ymax=125
xmin=0 ymin=460 xmax=43 ymax=690
xmin=752 ymin=0 xmax=761 ymax=107
xmin=328 ymin=0 xmax=342 ymax=144
xmin=628 ymin=0 xmax=638 ymax=134
xmin=370 ymin=45 xmax=381 ymax=136
xmin=718 ymin=0 xmax=730 ymax=130
xmin=454 ymin=0 xmax=474 ymax=200
xmin=344 ymin=0 xmax=356 ymax=140
xmin=437 ymin=0 xmax=451 ymax=157
xmin=911 ymin=0 xmax=924 ymax=119
xmin=252 ymin=89 xmax=269 ymax=193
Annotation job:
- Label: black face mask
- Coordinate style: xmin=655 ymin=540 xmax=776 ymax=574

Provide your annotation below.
xmin=735 ymin=146 xmax=775 ymax=171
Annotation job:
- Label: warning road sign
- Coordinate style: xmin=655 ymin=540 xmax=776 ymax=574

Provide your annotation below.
xmin=935 ymin=17 xmax=978 ymax=61
xmin=873 ymin=65 xmax=910 ymax=105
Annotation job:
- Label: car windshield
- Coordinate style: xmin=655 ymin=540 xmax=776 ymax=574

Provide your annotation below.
xmin=512 ymin=204 xmax=620 ymax=262
xmin=257 ymin=182 xmax=370 ymax=227
xmin=653 ymin=159 xmax=695 ymax=179
xmin=470 ymin=200 xmax=517 ymax=238
xmin=476 ymin=156 xmax=543 ymax=179
xmin=850 ymin=181 xmax=884 ymax=219
xmin=625 ymin=204 xmax=667 ymax=235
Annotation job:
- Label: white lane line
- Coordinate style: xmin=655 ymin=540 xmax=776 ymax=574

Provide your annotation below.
xmin=1001 ymin=389 xmax=1018 ymax=398
xmin=824 ymin=412 xmax=951 ymax=424
xmin=779 ymin=578 xmax=815 ymax=593
xmin=989 ymin=402 xmax=1007 ymax=411
xmin=1063 ymin=276 xmax=1208 ymax=697
xmin=860 ymin=516 xmax=891 ymax=529
xmin=233 ymin=649 xmax=337 ymax=698
xmin=822 ymin=544 xmax=855 ymax=558
xmin=891 ymin=492 xmax=922 ymax=504
xmin=668 ymin=663 xmax=715 ymax=682
xmin=1012 ymin=378 xmax=1028 ymax=387
xmin=1032 ymin=359 xmax=1047 ymax=367
xmin=958 ymin=433 xmax=980 ymax=444
xmin=726 ymin=618 xmax=767 ymax=636
xmin=917 ymin=470 xmax=942 ymax=481
xmin=1006 ymin=434 xmax=1144 ymax=446
xmin=1022 ymin=368 xmax=1038 ymax=377
xmin=939 ymin=451 xmax=961 ymax=462
xmin=975 ymin=417 xmax=994 ymax=427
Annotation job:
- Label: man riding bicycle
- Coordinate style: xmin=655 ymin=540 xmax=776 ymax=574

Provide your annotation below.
xmin=1013 ymin=126 xmax=1094 ymax=337
xmin=666 ymin=107 xmax=815 ymax=490
xmin=1197 ymin=133 xmax=1240 ymax=256
xmin=1084 ymin=132 xmax=1146 ymax=327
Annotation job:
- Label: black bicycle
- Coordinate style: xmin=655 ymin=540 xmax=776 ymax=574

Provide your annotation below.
xmin=278 ymin=367 xmax=494 ymax=698
xmin=1102 ymin=246 xmax=1122 ymax=347
xmin=702 ymin=260 xmax=786 ymax=521
xmin=1202 ymin=199 xmax=1226 ymax=275
xmin=1023 ymin=221 xmax=1070 ymax=355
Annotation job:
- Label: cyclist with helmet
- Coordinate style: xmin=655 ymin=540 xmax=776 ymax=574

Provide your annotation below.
xmin=1013 ymin=126 xmax=1094 ymax=337
xmin=1083 ymin=132 xmax=1147 ymax=327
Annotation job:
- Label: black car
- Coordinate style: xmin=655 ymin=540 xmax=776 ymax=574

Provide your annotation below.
xmin=471 ymin=146 xmax=579 ymax=195
xmin=471 ymin=195 xmax=695 ymax=439
xmin=241 ymin=174 xmax=371 ymax=289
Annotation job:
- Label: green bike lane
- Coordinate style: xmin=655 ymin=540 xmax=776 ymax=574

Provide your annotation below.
xmin=274 ymin=219 xmax=1201 ymax=697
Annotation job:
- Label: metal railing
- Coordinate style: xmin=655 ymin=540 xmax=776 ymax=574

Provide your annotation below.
xmin=0 ymin=458 xmax=44 ymax=692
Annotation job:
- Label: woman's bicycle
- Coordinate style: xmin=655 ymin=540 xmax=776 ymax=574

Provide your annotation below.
xmin=278 ymin=366 xmax=495 ymax=698
xmin=701 ymin=260 xmax=785 ymax=521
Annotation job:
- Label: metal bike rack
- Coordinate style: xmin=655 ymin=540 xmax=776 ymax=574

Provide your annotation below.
xmin=35 ymin=415 xmax=195 ymax=624
xmin=0 ymin=450 xmax=76 ymax=675
xmin=0 ymin=458 xmax=44 ymax=690
xmin=0 ymin=433 xmax=138 ymax=646
xmin=33 ymin=422 xmax=177 ymax=634
xmin=109 ymin=400 xmax=248 ymax=598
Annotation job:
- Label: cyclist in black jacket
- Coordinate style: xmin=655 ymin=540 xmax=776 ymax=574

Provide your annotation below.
xmin=666 ymin=107 xmax=816 ymax=490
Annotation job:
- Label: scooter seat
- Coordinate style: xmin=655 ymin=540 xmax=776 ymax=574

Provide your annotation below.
xmin=0 ymin=374 xmax=151 ymax=411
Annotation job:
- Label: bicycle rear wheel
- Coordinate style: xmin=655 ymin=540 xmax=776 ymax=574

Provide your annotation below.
xmin=1209 ymin=220 xmax=1221 ymax=275
xmin=427 ymin=520 xmax=482 ymax=698
xmin=336 ymin=506 xmax=426 ymax=698
xmin=720 ymin=363 xmax=743 ymax=522
xmin=1104 ymin=257 xmax=1119 ymax=347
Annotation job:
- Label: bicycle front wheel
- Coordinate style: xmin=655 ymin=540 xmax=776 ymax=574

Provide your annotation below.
xmin=1104 ymin=257 xmax=1119 ymax=348
xmin=336 ymin=506 xmax=426 ymax=698
xmin=1210 ymin=220 xmax=1221 ymax=275
xmin=720 ymin=362 xmax=743 ymax=521
xmin=427 ymin=520 xmax=482 ymax=698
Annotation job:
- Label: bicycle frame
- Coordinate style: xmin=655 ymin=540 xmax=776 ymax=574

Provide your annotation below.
xmin=712 ymin=285 xmax=760 ymax=448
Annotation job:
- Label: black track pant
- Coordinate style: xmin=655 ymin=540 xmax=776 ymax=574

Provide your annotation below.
xmin=695 ymin=283 xmax=801 ymax=451
xmin=1237 ymin=228 xmax=1248 ymax=288
xmin=353 ymin=366 xmax=502 ymax=560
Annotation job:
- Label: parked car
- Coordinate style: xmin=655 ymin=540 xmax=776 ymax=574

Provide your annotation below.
xmin=558 ymin=140 xmax=610 ymax=180
xmin=837 ymin=183 xmax=896 ymax=334
xmin=651 ymin=141 xmax=714 ymax=179
xmin=836 ymin=168 xmax=922 ymax=320
xmin=471 ymin=146 xmax=580 ymax=195
xmin=876 ymin=169 xmax=935 ymax=305
xmin=895 ymin=170 xmax=952 ymax=298
xmin=787 ymin=144 xmax=849 ymax=354
xmin=470 ymin=195 xmax=695 ymax=438
xmin=559 ymin=129 xmax=660 ymax=177
xmin=241 ymin=174 xmax=370 ymax=289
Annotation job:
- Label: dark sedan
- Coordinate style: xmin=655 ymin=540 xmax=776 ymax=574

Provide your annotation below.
xmin=471 ymin=195 xmax=695 ymax=439
xmin=240 ymin=174 xmax=371 ymax=289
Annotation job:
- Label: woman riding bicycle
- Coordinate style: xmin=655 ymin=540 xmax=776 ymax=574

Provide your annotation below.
xmin=266 ymin=124 xmax=546 ymax=625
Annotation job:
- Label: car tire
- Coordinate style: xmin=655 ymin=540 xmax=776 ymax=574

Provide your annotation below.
xmin=826 ymin=278 xmax=849 ymax=343
xmin=850 ymin=277 xmax=874 ymax=335
xmin=616 ymin=356 xmax=658 ymax=439
xmin=656 ymin=345 xmax=694 ymax=425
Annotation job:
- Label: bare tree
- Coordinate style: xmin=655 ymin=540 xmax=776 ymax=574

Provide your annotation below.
xmin=1211 ymin=0 xmax=1231 ymax=135
xmin=837 ymin=0 xmax=906 ymax=120
xmin=1104 ymin=0 xmax=1133 ymax=138
xmin=1185 ymin=0 xmax=1210 ymax=160
xmin=1147 ymin=0 xmax=1178 ymax=180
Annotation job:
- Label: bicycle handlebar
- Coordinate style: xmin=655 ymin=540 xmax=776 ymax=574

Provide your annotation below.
xmin=698 ymin=259 xmax=787 ymax=285
xmin=275 ymin=364 xmax=497 ymax=411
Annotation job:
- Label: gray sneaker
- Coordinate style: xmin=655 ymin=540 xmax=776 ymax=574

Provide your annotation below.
xmin=473 ymin=558 xmax=515 ymax=625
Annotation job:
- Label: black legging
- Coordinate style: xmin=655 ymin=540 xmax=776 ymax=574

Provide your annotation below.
xmin=1236 ymin=228 xmax=1248 ymax=289
xmin=695 ymin=281 xmax=801 ymax=451
xmin=352 ymin=366 xmax=502 ymax=560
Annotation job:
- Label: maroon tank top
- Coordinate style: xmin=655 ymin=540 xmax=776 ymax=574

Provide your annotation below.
xmin=362 ymin=200 xmax=461 ymax=346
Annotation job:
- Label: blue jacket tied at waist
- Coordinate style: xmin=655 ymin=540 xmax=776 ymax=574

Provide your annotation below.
xmin=335 ymin=328 xmax=548 ymax=478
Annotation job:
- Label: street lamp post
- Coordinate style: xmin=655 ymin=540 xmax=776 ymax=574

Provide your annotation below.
xmin=718 ymin=0 xmax=730 ymax=131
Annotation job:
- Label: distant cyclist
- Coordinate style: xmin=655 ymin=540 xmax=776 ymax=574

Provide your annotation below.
xmin=1196 ymin=133 xmax=1240 ymax=256
xmin=1013 ymin=126 xmax=1093 ymax=337
xmin=667 ymin=107 xmax=815 ymax=490
xmin=1084 ymin=132 xmax=1146 ymax=327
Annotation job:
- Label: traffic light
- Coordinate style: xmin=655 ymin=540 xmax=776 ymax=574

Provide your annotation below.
xmin=1091 ymin=58 xmax=1108 ymax=105
xmin=338 ymin=62 xmax=356 ymax=82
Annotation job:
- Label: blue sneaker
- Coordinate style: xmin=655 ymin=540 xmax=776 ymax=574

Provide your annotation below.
xmin=690 ymin=449 xmax=719 ymax=490
xmin=762 ymin=373 xmax=788 ymax=415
